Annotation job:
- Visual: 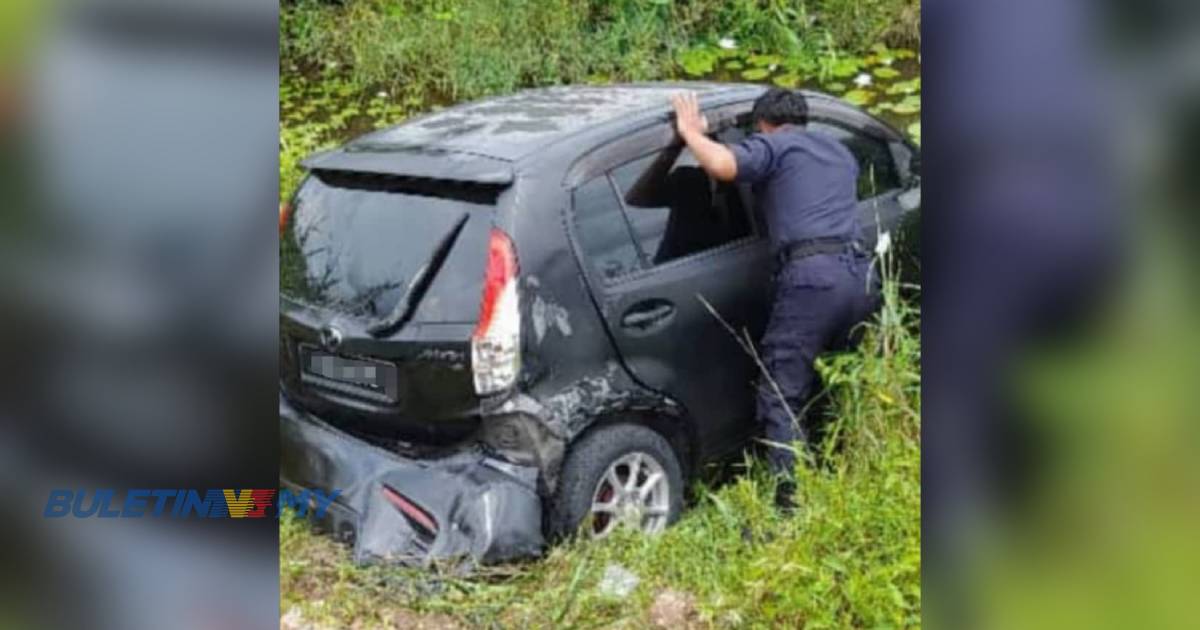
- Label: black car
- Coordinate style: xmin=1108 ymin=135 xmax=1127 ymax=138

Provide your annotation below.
xmin=279 ymin=83 xmax=919 ymax=562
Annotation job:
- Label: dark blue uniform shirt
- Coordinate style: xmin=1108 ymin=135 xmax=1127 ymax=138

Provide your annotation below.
xmin=730 ymin=125 xmax=861 ymax=253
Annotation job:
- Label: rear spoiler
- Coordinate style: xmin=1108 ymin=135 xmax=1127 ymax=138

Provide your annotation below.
xmin=301 ymin=146 xmax=514 ymax=185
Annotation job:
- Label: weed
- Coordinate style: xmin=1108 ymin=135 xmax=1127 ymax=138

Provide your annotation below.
xmin=281 ymin=0 xmax=919 ymax=96
xmin=280 ymin=258 xmax=921 ymax=627
xmin=279 ymin=2 xmax=921 ymax=627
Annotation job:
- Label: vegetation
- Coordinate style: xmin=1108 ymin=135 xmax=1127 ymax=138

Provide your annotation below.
xmin=280 ymin=1 xmax=920 ymax=627
xmin=281 ymin=249 xmax=920 ymax=628
xmin=281 ymin=0 xmax=918 ymax=93
xmin=279 ymin=0 xmax=920 ymax=200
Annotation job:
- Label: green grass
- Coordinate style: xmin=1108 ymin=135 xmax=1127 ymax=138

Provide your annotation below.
xmin=281 ymin=0 xmax=919 ymax=94
xmin=280 ymin=3 xmax=921 ymax=627
xmin=280 ymin=253 xmax=921 ymax=628
xmin=278 ymin=1 xmax=921 ymax=202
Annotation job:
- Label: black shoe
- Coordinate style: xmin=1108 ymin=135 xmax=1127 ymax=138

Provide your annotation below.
xmin=774 ymin=480 xmax=797 ymax=515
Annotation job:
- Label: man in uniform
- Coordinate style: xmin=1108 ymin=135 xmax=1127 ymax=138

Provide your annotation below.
xmin=670 ymin=88 xmax=878 ymax=510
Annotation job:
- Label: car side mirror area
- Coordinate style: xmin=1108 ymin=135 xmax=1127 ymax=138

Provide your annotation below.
xmin=899 ymin=186 xmax=921 ymax=213
xmin=889 ymin=139 xmax=920 ymax=188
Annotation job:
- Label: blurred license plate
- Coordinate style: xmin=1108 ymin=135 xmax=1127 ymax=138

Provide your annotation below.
xmin=301 ymin=347 xmax=398 ymax=401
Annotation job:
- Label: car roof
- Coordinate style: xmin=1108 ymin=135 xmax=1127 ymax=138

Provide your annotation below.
xmin=343 ymin=82 xmax=760 ymax=162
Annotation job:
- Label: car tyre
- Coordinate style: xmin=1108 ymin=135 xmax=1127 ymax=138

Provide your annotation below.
xmin=549 ymin=423 xmax=684 ymax=539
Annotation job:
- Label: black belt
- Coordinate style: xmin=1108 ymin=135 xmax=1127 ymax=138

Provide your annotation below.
xmin=777 ymin=237 xmax=860 ymax=266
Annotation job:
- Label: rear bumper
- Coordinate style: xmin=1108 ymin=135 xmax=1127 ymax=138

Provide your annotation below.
xmin=280 ymin=393 xmax=544 ymax=566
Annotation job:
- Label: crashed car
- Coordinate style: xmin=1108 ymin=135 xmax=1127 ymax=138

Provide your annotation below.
xmin=279 ymin=83 xmax=920 ymax=565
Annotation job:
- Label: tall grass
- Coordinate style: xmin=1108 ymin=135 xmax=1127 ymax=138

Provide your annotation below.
xmin=280 ymin=249 xmax=921 ymax=628
xmin=278 ymin=0 xmax=922 ymax=202
xmin=281 ymin=0 xmax=919 ymax=97
xmin=279 ymin=2 xmax=921 ymax=626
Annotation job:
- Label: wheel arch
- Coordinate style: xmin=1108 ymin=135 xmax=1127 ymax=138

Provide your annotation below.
xmin=569 ymin=402 xmax=698 ymax=479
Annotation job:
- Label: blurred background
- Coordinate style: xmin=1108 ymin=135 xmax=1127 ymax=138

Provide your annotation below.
xmin=0 ymin=0 xmax=279 ymax=628
xmin=0 ymin=0 xmax=1197 ymax=628
xmin=922 ymin=0 xmax=1199 ymax=628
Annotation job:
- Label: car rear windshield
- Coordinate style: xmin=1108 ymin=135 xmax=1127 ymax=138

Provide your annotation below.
xmin=281 ymin=171 xmax=501 ymax=324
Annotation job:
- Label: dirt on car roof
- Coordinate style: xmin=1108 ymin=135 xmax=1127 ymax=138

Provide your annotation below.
xmin=350 ymin=83 xmax=738 ymax=161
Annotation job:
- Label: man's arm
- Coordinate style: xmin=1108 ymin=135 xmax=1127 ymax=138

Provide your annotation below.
xmin=671 ymin=92 xmax=737 ymax=182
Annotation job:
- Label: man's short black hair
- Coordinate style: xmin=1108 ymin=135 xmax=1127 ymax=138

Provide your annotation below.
xmin=750 ymin=88 xmax=808 ymax=127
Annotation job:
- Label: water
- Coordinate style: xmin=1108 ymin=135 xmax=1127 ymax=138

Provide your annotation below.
xmin=280 ymin=47 xmax=921 ymax=196
xmin=691 ymin=45 xmax=922 ymax=136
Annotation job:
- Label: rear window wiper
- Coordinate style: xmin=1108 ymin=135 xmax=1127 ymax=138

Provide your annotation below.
xmin=366 ymin=212 xmax=470 ymax=337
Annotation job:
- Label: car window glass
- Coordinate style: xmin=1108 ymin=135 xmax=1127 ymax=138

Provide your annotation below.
xmin=281 ymin=173 xmax=495 ymax=321
xmin=716 ymin=124 xmax=760 ymax=232
xmin=572 ymin=176 xmax=641 ymax=281
xmin=808 ymin=121 xmax=902 ymax=199
xmin=717 ymin=125 xmax=748 ymax=145
xmin=609 ymin=154 xmax=671 ymax=260
xmin=610 ymin=147 xmax=753 ymax=266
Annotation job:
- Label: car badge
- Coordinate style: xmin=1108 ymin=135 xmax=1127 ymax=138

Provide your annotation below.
xmin=319 ymin=325 xmax=344 ymax=351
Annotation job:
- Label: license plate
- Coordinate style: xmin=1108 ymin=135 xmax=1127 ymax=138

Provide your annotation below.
xmin=300 ymin=346 xmax=399 ymax=402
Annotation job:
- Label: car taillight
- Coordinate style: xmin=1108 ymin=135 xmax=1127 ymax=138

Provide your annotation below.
xmin=381 ymin=485 xmax=438 ymax=538
xmin=279 ymin=201 xmax=293 ymax=237
xmin=472 ymin=228 xmax=520 ymax=395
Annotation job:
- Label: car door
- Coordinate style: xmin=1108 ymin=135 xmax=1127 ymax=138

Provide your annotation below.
xmin=565 ymin=112 xmax=770 ymax=462
xmin=805 ymin=101 xmax=921 ymax=250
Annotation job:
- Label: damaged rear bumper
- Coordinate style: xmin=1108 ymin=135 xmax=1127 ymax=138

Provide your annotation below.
xmin=280 ymin=394 xmax=545 ymax=566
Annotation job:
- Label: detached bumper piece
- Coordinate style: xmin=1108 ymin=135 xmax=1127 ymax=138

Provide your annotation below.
xmin=280 ymin=395 xmax=544 ymax=567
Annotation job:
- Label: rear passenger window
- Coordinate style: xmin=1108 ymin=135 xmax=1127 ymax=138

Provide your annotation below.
xmin=610 ymin=154 xmax=671 ymax=259
xmin=610 ymin=147 xmax=753 ymax=265
xmin=808 ymin=121 xmax=902 ymax=199
xmin=572 ymin=176 xmax=641 ymax=281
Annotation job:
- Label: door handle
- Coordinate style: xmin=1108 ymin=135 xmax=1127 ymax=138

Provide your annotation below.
xmin=621 ymin=301 xmax=676 ymax=330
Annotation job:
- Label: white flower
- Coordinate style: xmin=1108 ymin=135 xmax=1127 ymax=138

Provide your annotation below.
xmin=853 ymin=73 xmax=873 ymax=87
xmin=718 ymin=38 xmax=737 ymax=50
xmin=768 ymin=64 xmax=778 ymax=71
xmin=875 ymin=231 xmax=892 ymax=257
xmin=377 ymin=91 xmax=389 ymax=99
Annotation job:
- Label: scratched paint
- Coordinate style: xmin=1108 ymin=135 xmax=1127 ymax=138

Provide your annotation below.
xmin=352 ymin=84 xmax=729 ymax=162
xmin=531 ymin=294 xmax=572 ymax=344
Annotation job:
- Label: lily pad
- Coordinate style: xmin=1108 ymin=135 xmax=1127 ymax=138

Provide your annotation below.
xmin=677 ymin=47 xmax=718 ymax=77
xmin=893 ymin=49 xmax=917 ymax=59
xmin=741 ymin=68 xmax=771 ymax=81
xmin=907 ymin=121 xmax=920 ymax=145
xmin=724 ymin=60 xmax=744 ymax=70
xmin=783 ymin=57 xmax=817 ymax=75
xmin=748 ymin=53 xmax=783 ymax=68
xmin=772 ymin=73 xmax=800 ymax=88
xmin=824 ymin=82 xmax=846 ymax=92
xmin=843 ymin=89 xmax=874 ymax=106
xmin=892 ymin=95 xmax=921 ymax=115
xmin=830 ymin=58 xmax=861 ymax=78
xmin=886 ymin=77 xmax=921 ymax=95
xmin=873 ymin=66 xmax=901 ymax=79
